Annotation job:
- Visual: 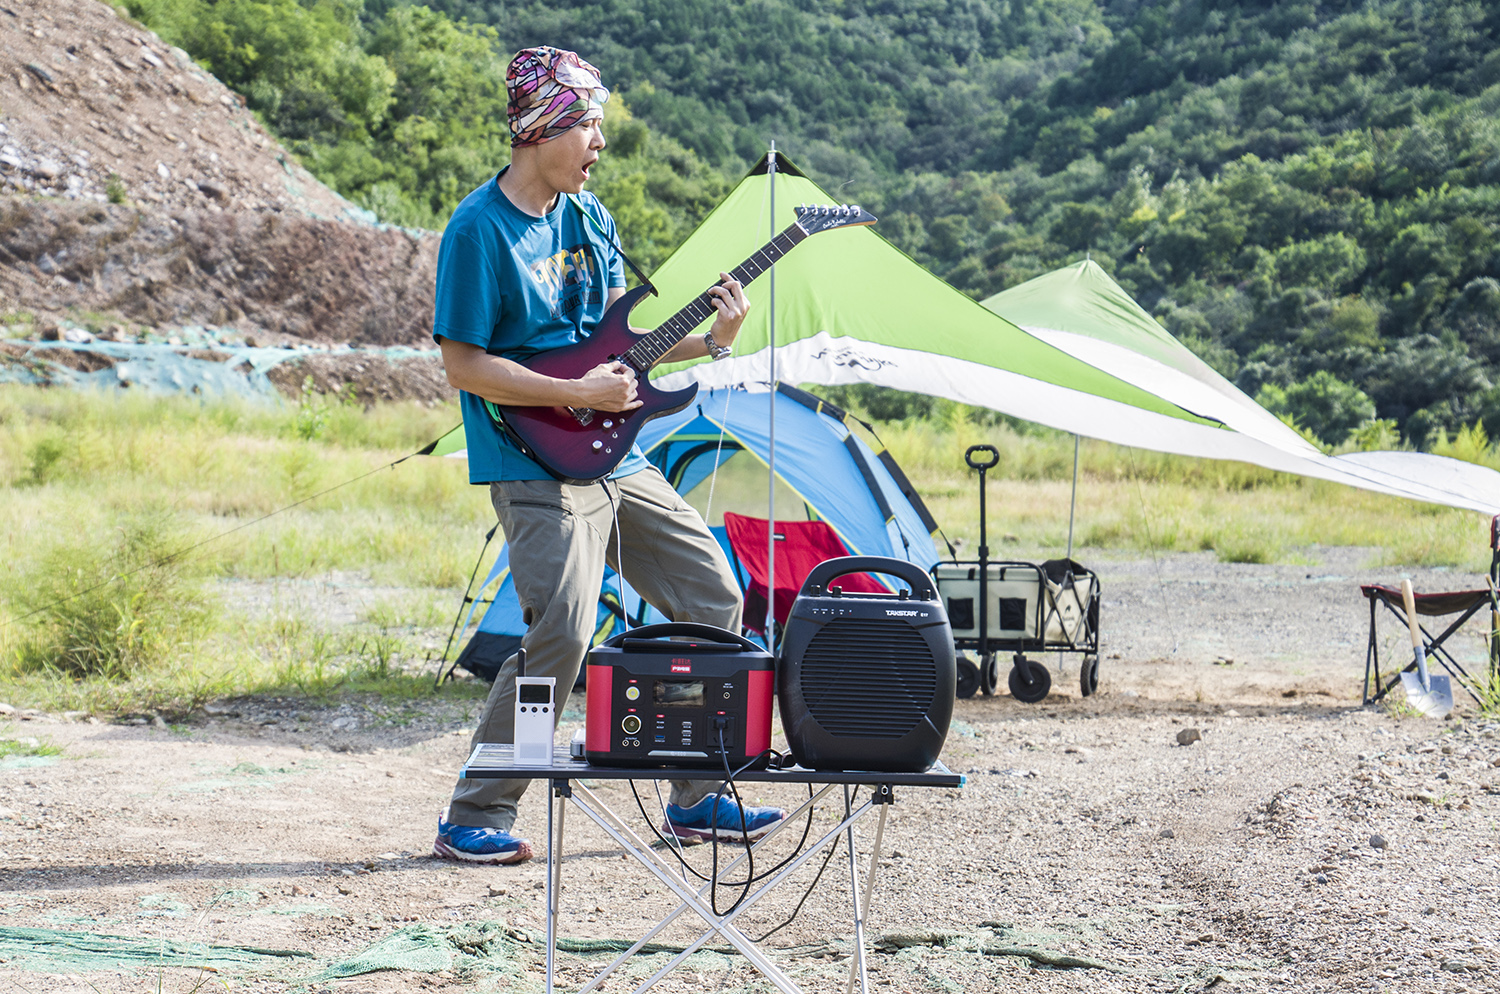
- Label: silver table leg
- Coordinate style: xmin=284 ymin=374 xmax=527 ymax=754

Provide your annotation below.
xmin=564 ymin=781 xmax=877 ymax=994
xmin=545 ymin=780 xmax=567 ymax=994
xmin=575 ymin=784 xmax=836 ymax=994
xmin=847 ymin=786 xmax=892 ymax=994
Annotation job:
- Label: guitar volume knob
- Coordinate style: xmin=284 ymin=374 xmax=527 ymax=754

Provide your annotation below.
xmin=591 ymin=441 xmax=603 ymax=453
xmin=602 ymin=419 xmax=614 ymax=429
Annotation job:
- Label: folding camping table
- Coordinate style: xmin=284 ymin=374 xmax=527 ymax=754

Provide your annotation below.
xmin=462 ymin=745 xmax=964 ymax=994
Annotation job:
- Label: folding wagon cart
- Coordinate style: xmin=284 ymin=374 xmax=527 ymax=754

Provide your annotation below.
xmin=931 ymin=444 xmax=1102 ymax=702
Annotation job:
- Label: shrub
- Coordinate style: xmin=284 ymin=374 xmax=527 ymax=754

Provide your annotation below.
xmin=1256 ymin=371 xmax=1375 ymax=446
xmin=7 ymin=514 xmax=213 ymax=680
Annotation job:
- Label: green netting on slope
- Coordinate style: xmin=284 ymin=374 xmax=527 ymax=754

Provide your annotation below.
xmin=0 ymin=926 xmax=311 ymax=973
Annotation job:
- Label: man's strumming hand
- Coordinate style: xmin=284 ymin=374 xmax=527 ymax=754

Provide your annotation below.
xmin=574 ymin=361 xmax=642 ymax=411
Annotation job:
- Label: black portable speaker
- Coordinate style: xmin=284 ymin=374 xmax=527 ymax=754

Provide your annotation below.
xmin=778 ymin=557 xmax=956 ymax=772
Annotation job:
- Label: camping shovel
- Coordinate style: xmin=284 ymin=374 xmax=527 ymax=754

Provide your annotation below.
xmin=1399 ymin=579 xmax=1453 ymax=718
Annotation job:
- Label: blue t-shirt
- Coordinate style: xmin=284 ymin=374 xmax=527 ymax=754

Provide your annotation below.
xmin=432 ymin=173 xmax=648 ymax=483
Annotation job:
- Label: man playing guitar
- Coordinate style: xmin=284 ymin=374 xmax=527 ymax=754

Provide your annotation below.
xmin=431 ymin=46 xmax=785 ymax=863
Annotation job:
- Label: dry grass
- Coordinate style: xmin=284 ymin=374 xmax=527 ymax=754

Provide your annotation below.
xmin=0 ymin=385 xmax=1492 ymax=715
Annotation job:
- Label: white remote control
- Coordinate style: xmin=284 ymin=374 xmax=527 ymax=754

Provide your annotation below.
xmin=513 ymin=672 xmax=557 ymax=766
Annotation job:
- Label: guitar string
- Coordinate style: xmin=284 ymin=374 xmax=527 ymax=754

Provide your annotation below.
xmin=622 ymin=229 xmax=806 ymax=370
xmin=635 ymin=228 xmax=804 ymax=363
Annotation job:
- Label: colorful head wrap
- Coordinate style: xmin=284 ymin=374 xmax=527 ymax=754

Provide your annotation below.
xmin=506 ymin=47 xmax=609 ymax=148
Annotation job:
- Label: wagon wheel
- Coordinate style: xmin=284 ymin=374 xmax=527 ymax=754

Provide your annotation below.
xmin=956 ymin=657 xmax=980 ymax=699
xmin=1080 ymin=654 xmax=1100 ymax=697
xmin=979 ymin=652 xmax=1001 ymax=696
xmin=1007 ymin=655 xmax=1051 ymax=704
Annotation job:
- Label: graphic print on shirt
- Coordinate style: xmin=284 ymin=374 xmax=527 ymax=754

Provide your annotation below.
xmin=529 ymin=243 xmax=604 ymax=319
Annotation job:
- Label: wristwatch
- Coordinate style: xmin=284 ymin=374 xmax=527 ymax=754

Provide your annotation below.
xmin=703 ymin=332 xmax=732 ymax=361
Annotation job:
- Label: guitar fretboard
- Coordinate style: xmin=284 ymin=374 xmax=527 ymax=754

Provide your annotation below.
xmin=621 ymin=223 xmax=809 ymax=371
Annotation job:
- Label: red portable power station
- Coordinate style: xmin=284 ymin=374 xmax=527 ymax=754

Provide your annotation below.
xmin=585 ymin=623 xmax=773 ymax=768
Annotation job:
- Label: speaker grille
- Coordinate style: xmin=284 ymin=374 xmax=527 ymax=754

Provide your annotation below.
xmin=800 ymin=618 xmax=937 ymax=739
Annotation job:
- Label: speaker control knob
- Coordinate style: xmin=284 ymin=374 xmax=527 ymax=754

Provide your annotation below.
xmin=622 ymin=715 xmax=642 ymax=735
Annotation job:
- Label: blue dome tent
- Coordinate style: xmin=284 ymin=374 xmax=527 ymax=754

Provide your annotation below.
xmin=441 ymin=383 xmax=941 ymax=683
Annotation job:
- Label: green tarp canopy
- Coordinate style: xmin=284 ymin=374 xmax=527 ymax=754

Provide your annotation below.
xmin=983 ymin=261 xmax=1500 ymax=515
xmin=642 ymin=155 xmax=1235 ymax=454
xmin=630 ymin=156 xmax=1498 ymax=515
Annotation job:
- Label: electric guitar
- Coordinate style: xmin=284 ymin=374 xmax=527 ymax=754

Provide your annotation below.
xmin=489 ymin=204 xmax=877 ymax=484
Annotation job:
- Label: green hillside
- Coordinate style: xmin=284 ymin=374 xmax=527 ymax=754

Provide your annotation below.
xmin=126 ymin=0 xmax=1500 ymax=448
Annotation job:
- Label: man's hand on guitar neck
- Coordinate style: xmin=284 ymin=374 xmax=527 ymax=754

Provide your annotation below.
xmin=438 ymin=339 xmax=643 ymax=412
xmin=614 ymin=272 xmax=750 ymax=364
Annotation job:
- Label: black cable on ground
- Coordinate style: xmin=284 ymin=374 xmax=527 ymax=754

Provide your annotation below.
xmin=628 ymin=757 xmax=816 ymax=889
xmin=709 ymin=724 xmax=755 ymax=916
xmin=750 ymin=785 xmax=859 ymax=943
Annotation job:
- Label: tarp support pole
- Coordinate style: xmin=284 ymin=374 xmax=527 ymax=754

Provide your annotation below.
xmin=766 ymin=140 xmax=778 ymax=639
xmin=1067 ymin=434 xmax=1079 ymax=562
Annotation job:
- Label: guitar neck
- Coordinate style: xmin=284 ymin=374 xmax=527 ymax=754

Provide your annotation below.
xmin=621 ymin=222 xmax=809 ymax=371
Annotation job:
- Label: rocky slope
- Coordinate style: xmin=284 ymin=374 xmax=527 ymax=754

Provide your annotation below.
xmin=0 ymin=0 xmax=447 ymax=396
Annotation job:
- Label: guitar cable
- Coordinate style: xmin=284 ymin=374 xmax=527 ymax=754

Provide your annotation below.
xmin=598 ymin=479 xmax=630 ymax=634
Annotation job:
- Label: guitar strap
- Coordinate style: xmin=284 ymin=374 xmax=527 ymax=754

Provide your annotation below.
xmin=567 ymin=195 xmax=655 ymax=293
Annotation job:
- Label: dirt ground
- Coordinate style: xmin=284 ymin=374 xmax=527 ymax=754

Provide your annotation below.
xmin=3 ymin=549 xmax=1499 ymax=993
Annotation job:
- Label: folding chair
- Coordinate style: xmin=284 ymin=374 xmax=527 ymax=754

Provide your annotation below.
xmin=1361 ymin=584 xmax=1496 ymax=707
xmin=721 ymin=513 xmax=887 ymax=641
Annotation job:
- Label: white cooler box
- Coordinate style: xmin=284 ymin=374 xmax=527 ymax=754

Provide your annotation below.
xmin=933 ymin=563 xmax=1041 ymax=640
xmin=935 ymin=563 xmax=1096 ymax=646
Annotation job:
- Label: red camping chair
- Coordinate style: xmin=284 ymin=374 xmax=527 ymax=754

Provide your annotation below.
xmin=722 ymin=512 xmax=888 ymax=638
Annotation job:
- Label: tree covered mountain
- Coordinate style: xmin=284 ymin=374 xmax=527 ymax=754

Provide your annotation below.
xmin=126 ymin=0 xmax=1500 ymax=448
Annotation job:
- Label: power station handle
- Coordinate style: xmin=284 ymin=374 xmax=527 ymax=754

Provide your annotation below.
xmin=802 ymin=556 xmax=937 ymax=601
xmin=965 ymin=444 xmax=1000 ymax=470
xmin=598 ymin=622 xmax=761 ymax=652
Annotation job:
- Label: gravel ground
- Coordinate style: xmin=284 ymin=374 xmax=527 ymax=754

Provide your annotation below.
xmin=2 ymin=548 xmax=1498 ymax=993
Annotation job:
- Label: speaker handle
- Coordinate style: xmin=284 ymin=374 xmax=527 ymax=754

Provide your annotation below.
xmin=597 ymin=622 xmax=761 ymax=651
xmin=802 ymin=556 xmax=937 ymax=600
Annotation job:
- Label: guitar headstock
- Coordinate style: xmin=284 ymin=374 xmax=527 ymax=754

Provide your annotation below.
xmin=793 ymin=204 xmax=878 ymax=235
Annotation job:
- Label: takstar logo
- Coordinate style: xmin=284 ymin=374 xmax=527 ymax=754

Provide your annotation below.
xmin=670 ymin=660 xmax=692 ymax=673
xmin=885 ymin=609 xmax=919 ymax=617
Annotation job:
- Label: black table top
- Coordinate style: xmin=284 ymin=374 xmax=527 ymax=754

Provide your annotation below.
xmin=461 ymin=743 xmax=965 ymax=788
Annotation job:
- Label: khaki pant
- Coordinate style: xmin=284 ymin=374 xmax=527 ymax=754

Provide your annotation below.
xmin=446 ymin=465 xmax=743 ymax=830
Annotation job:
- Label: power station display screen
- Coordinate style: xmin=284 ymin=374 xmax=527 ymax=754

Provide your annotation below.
xmin=653 ymin=680 xmax=704 ymax=707
xmin=518 ymin=684 xmax=551 ymax=704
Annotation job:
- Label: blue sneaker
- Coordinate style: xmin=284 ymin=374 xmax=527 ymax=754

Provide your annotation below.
xmin=433 ymin=817 xmax=534 ymax=864
xmin=663 ymin=794 xmax=787 ymax=843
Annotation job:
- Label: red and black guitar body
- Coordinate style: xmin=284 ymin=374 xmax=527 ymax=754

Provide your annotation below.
xmin=488 ymin=204 xmax=877 ymax=485
xmin=491 ymin=284 xmax=697 ymax=485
